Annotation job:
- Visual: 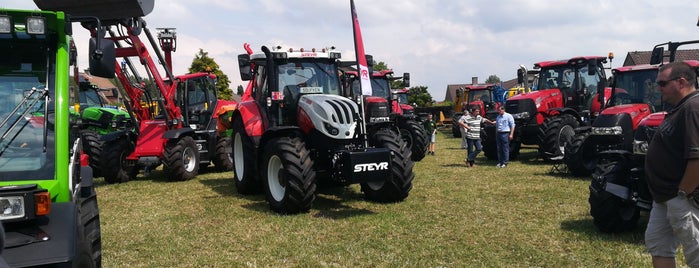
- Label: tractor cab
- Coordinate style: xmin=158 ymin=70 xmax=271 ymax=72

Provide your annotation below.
xmin=464 ymin=84 xmax=498 ymax=117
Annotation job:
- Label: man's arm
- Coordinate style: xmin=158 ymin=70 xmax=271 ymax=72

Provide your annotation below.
xmin=680 ymin=159 xmax=699 ymax=194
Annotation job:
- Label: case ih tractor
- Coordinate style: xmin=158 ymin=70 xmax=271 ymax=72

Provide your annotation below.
xmin=498 ymin=56 xmax=611 ymax=160
xmin=233 ymin=45 xmax=415 ymax=214
xmin=456 ymin=83 xmax=508 ymax=159
xmin=562 ymin=63 xmax=668 ymax=177
xmin=343 ymin=67 xmax=428 ymax=161
xmin=0 ymin=3 xmax=138 ymax=265
xmin=45 ymin=6 xmax=236 ymax=183
xmin=588 ymin=39 xmax=699 ymax=232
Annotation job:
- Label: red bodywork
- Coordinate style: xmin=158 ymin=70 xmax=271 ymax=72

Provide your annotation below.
xmin=463 ymin=84 xmax=499 ymax=117
xmin=637 ymin=111 xmax=667 ymax=129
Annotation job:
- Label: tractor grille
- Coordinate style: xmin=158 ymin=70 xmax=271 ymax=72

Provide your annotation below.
xmin=505 ymin=98 xmax=536 ymax=115
xmin=365 ymin=101 xmax=389 ymax=118
xmin=325 ymin=98 xmax=358 ymax=124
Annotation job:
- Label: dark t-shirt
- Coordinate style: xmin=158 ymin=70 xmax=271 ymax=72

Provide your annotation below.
xmin=645 ymin=91 xmax=699 ymax=202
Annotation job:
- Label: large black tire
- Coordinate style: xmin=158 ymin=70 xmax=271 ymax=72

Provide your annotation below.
xmin=538 ymin=114 xmax=579 ymax=161
xmin=482 ymin=128 xmax=519 ymax=160
xmin=262 ymin=136 xmax=316 ymax=214
xmin=232 ymin=116 xmax=260 ymax=194
xmin=399 ymin=119 xmax=428 ymax=161
xmin=589 ymin=157 xmax=640 ymax=233
xmin=163 ymin=136 xmax=199 ymax=181
xmin=101 ymin=138 xmax=137 ymax=183
xmin=564 ymin=130 xmax=594 ymax=177
xmin=362 ymin=128 xmax=414 ymax=202
xmin=78 ymin=186 xmax=101 ymax=267
xmin=81 ymin=130 xmax=103 ymax=178
xmin=212 ymin=136 xmax=233 ymax=171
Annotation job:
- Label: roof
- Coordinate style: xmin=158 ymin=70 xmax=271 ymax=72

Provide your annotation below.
xmin=534 ymin=56 xmax=608 ymax=68
xmin=444 ymin=83 xmax=496 ymax=102
xmin=622 ymin=49 xmax=699 ymax=66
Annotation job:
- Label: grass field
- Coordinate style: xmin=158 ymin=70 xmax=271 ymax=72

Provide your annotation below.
xmin=95 ymin=129 xmax=656 ymax=267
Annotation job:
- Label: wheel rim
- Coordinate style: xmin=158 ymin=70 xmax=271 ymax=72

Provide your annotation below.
xmin=557 ymin=125 xmax=575 ymax=154
xmin=267 ymin=155 xmax=285 ymax=201
xmin=182 ymin=146 xmax=197 ymax=172
xmin=233 ymin=133 xmax=244 ymax=180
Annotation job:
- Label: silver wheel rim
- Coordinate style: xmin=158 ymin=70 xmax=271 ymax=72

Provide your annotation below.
xmin=267 ymin=155 xmax=285 ymax=201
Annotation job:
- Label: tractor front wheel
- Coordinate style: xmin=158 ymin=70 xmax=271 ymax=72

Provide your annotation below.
xmin=399 ymin=119 xmax=428 ymax=161
xmin=538 ymin=114 xmax=579 ymax=161
xmin=163 ymin=136 xmax=199 ymax=181
xmin=362 ymin=128 xmax=414 ymax=202
xmin=232 ymin=117 xmax=260 ymax=194
xmin=81 ymin=130 xmax=103 ymax=178
xmin=262 ymin=136 xmax=316 ymax=214
xmin=213 ymin=136 xmax=233 ymax=171
xmin=589 ymin=157 xmax=640 ymax=233
xmin=564 ymin=130 xmax=594 ymax=177
xmin=101 ymin=138 xmax=136 ymax=183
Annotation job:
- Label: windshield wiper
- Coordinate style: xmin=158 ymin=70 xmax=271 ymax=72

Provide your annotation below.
xmin=0 ymin=87 xmax=49 ymax=158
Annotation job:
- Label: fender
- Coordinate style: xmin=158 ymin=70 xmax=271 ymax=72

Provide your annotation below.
xmin=100 ymin=129 xmax=135 ymax=142
xmin=162 ymin=127 xmax=195 ymax=139
xmin=260 ymin=126 xmax=302 ymax=146
xmin=544 ymin=107 xmax=584 ymax=124
xmin=233 ymin=101 xmax=264 ymax=137
xmin=596 ymin=149 xmax=632 ymax=159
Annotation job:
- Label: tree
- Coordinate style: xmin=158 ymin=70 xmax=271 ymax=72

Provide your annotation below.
xmin=408 ymin=86 xmax=434 ymax=107
xmin=188 ymin=49 xmax=233 ymax=100
xmin=236 ymin=85 xmax=244 ymax=96
xmin=486 ymin=75 xmax=501 ymax=84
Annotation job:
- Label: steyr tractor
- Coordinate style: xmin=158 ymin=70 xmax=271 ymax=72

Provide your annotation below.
xmin=563 ymin=63 xmax=668 ymax=177
xmin=499 ymin=55 xmax=612 ymax=161
xmin=0 ymin=3 xmax=134 ymax=266
xmin=343 ymin=67 xmax=428 ymax=161
xmin=233 ymin=45 xmax=415 ymax=214
xmin=45 ymin=4 xmax=236 ymax=183
xmin=73 ymin=77 xmax=134 ymax=178
xmin=588 ymin=38 xmax=699 ymax=233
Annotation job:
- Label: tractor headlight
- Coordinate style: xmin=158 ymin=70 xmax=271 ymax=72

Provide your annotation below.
xmin=0 ymin=15 xmax=12 ymax=34
xmin=633 ymin=139 xmax=649 ymax=155
xmin=26 ymin=16 xmax=45 ymax=35
xmin=512 ymin=112 xmax=529 ymax=119
xmin=0 ymin=196 xmax=25 ymax=220
xmin=592 ymin=126 xmax=622 ymax=136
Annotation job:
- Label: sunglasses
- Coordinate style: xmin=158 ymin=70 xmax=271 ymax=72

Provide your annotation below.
xmin=656 ymin=77 xmax=682 ymax=87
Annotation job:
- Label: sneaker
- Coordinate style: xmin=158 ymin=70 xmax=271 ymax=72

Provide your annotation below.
xmin=496 ymin=163 xmax=502 ymax=168
xmin=501 ymin=164 xmax=507 ymax=168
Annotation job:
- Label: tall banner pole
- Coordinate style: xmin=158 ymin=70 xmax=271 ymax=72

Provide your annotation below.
xmin=351 ymin=0 xmax=372 ymax=147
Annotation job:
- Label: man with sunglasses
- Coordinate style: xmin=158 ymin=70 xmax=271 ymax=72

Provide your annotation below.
xmin=645 ymin=61 xmax=699 ymax=268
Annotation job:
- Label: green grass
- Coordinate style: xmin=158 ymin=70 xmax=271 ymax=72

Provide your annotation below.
xmin=96 ymin=129 xmax=653 ymax=267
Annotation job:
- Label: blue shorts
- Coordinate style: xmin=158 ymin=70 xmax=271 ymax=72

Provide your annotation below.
xmin=645 ymin=195 xmax=699 ymax=267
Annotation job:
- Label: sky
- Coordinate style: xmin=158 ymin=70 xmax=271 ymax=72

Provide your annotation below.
xmin=11 ymin=0 xmax=699 ymax=101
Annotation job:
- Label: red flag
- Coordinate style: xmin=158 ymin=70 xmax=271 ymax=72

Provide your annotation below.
xmin=351 ymin=0 xmax=373 ymax=96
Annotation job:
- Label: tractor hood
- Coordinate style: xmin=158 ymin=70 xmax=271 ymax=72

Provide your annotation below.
xmin=638 ymin=111 xmax=667 ymax=128
xmin=298 ymin=94 xmax=359 ymax=140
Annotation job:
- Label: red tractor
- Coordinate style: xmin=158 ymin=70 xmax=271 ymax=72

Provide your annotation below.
xmin=232 ymin=45 xmax=414 ymax=214
xmin=495 ymin=56 xmax=612 ymax=160
xmin=563 ymin=63 xmax=668 ymax=177
xmin=68 ymin=15 xmax=235 ymax=183
xmin=342 ymin=67 xmax=428 ymax=161
xmin=588 ymin=39 xmax=699 ymax=232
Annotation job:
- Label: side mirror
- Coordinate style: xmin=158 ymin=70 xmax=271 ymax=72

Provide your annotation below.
xmin=517 ymin=68 xmax=525 ymax=84
xmin=403 ymin=72 xmax=410 ymax=87
xmin=88 ymin=38 xmax=115 ymax=78
xmin=365 ymin=54 xmax=373 ymax=67
xmin=650 ymin=47 xmax=665 ymax=65
xmin=238 ymin=54 xmax=252 ymax=81
xmin=587 ymin=60 xmax=596 ymax=76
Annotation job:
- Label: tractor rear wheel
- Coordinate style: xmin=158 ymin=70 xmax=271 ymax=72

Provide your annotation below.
xmin=78 ymin=186 xmax=101 ymax=267
xmin=399 ymin=119 xmax=428 ymax=161
xmin=101 ymin=138 xmax=136 ymax=183
xmin=362 ymin=128 xmax=414 ymax=202
xmin=163 ymin=136 xmax=199 ymax=181
xmin=482 ymin=128 xmax=519 ymax=160
xmin=232 ymin=117 xmax=260 ymax=194
xmin=589 ymin=157 xmax=640 ymax=233
xmin=564 ymin=130 xmax=594 ymax=177
xmin=81 ymin=130 xmax=103 ymax=178
xmin=262 ymin=136 xmax=316 ymax=214
xmin=213 ymin=136 xmax=233 ymax=171
xmin=538 ymin=114 xmax=579 ymax=161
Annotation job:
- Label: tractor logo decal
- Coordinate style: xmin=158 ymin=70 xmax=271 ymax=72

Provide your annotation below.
xmin=353 ymin=162 xmax=389 ymax=172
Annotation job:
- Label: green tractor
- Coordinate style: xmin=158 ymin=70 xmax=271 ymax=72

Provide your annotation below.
xmin=72 ymin=77 xmax=134 ymax=177
xmin=0 ymin=3 xmax=128 ymax=266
